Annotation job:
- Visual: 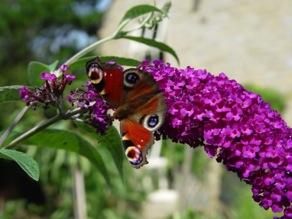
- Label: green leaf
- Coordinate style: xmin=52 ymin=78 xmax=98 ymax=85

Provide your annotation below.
xmin=96 ymin=126 xmax=124 ymax=179
xmin=47 ymin=60 xmax=59 ymax=72
xmin=161 ymin=2 xmax=171 ymax=15
xmin=0 ymin=85 xmax=23 ymax=103
xmin=144 ymin=2 xmax=171 ymax=29
xmin=27 ymin=61 xmax=50 ymax=86
xmin=74 ymin=123 xmax=124 ymax=179
xmin=27 ymin=60 xmax=59 ymax=86
xmin=120 ymin=35 xmax=180 ymax=64
xmin=23 ymin=129 xmax=110 ymax=184
xmin=100 ymin=56 xmax=140 ymax=67
xmin=119 ymin=4 xmax=163 ymax=24
xmin=70 ymin=56 xmax=140 ymax=71
xmin=0 ymin=148 xmax=39 ymax=181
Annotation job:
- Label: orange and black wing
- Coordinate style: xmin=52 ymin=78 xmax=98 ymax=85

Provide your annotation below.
xmin=119 ymin=69 xmax=166 ymax=168
xmin=86 ymin=58 xmax=124 ymax=108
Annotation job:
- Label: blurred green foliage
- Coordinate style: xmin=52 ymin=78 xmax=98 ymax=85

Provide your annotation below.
xmin=0 ymin=0 xmax=103 ymax=129
xmin=0 ymin=2 xmax=171 ymax=218
xmin=0 ymin=0 xmax=103 ymax=70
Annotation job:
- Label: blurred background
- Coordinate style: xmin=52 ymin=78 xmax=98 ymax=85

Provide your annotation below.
xmin=0 ymin=0 xmax=291 ymax=219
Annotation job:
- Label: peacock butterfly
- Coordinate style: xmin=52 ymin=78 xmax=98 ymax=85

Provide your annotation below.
xmin=86 ymin=57 xmax=166 ymax=168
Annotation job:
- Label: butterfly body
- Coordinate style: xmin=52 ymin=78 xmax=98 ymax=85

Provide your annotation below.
xmin=86 ymin=58 xmax=165 ymax=168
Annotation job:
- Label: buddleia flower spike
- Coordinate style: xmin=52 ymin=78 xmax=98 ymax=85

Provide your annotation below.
xmin=139 ymin=59 xmax=292 ymax=219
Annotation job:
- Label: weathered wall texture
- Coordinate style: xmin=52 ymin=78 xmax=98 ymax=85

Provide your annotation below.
xmin=101 ymin=0 xmax=292 ymax=125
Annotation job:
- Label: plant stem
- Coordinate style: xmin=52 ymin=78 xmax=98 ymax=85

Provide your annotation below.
xmin=59 ymin=20 xmax=130 ymax=70
xmin=5 ymin=114 xmax=61 ymax=148
xmin=4 ymin=107 xmax=84 ymax=148
xmin=72 ymin=167 xmax=87 ymax=219
xmin=64 ymin=35 xmax=115 ymax=67
xmin=0 ymin=106 xmax=30 ymax=146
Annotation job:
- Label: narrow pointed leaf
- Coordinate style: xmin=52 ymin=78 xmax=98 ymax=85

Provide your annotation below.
xmin=75 ymin=123 xmax=124 ymax=179
xmin=70 ymin=56 xmax=140 ymax=72
xmin=96 ymin=126 xmax=124 ymax=179
xmin=119 ymin=4 xmax=163 ymax=24
xmin=120 ymin=36 xmax=180 ymax=64
xmin=48 ymin=60 xmax=59 ymax=72
xmin=27 ymin=61 xmax=50 ymax=86
xmin=0 ymin=148 xmax=40 ymax=181
xmin=100 ymin=56 xmax=140 ymax=67
xmin=23 ymin=129 xmax=110 ymax=184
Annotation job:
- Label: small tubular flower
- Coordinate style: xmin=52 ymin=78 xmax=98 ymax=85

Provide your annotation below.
xmin=19 ymin=65 xmax=75 ymax=108
xmin=67 ymin=82 xmax=111 ymax=133
xmin=139 ymin=60 xmax=292 ymax=219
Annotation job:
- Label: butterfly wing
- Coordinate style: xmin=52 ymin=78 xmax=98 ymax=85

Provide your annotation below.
xmin=120 ymin=119 xmax=152 ymax=168
xmin=86 ymin=60 xmax=166 ymax=168
xmin=86 ymin=58 xmax=124 ymax=108
xmin=118 ymin=69 xmax=166 ymax=168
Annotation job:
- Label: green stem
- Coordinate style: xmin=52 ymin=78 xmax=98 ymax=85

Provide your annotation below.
xmin=64 ymin=35 xmax=114 ymax=66
xmin=4 ymin=108 xmax=84 ymax=148
xmin=62 ymin=20 xmax=130 ymax=67
xmin=0 ymin=106 xmax=30 ymax=146
xmin=5 ymin=114 xmax=61 ymax=148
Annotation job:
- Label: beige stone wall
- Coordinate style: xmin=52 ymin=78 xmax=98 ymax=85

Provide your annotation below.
xmin=101 ymin=0 xmax=292 ymax=125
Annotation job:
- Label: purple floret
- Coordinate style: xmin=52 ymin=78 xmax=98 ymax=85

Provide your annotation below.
xmin=91 ymin=98 xmax=111 ymax=133
xmin=40 ymin=72 xmax=57 ymax=82
xmin=139 ymin=60 xmax=292 ymax=219
xmin=59 ymin=64 xmax=69 ymax=73
xmin=20 ymin=65 xmax=76 ymax=108
xmin=63 ymin=73 xmax=76 ymax=84
xmin=67 ymin=82 xmax=111 ymax=133
xmin=19 ymin=86 xmax=36 ymax=106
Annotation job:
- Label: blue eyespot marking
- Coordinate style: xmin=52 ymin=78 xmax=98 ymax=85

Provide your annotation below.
xmin=147 ymin=115 xmax=159 ymax=128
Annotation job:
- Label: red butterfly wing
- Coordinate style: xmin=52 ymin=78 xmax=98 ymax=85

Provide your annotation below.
xmin=102 ymin=63 xmax=124 ymax=108
xmin=86 ymin=58 xmax=124 ymax=108
xmin=120 ymin=119 xmax=152 ymax=168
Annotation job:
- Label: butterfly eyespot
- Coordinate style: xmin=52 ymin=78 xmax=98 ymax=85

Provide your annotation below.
xmin=123 ymin=70 xmax=140 ymax=88
xmin=125 ymin=146 xmax=143 ymax=167
xmin=142 ymin=114 xmax=163 ymax=131
xmin=87 ymin=63 xmax=104 ymax=84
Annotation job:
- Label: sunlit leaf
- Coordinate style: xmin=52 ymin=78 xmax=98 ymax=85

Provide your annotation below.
xmin=0 ymin=148 xmax=40 ymax=181
xmin=144 ymin=2 xmax=171 ymax=28
xmin=0 ymin=85 xmax=23 ymax=103
xmin=27 ymin=60 xmax=59 ymax=86
xmin=161 ymin=2 xmax=171 ymax=15
xmin=70 ymin=56 xmax=140 ymax=72
xmin=23 ymin=129 xmax=110 ymax=184
xmin=27 ymin=61 xmax=50 ymax=86
xmin=120 ymin=35 xmax=180 ymax=64
xmin=119 ymin=4 xmax=163 ymax=24
xmin=100 ymin=56 xmax=140 ymax=67
xmin=48 ymin=60 xmax=59 ymax=72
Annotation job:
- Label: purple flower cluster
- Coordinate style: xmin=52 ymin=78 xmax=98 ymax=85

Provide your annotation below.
xmin=19 ymin=64 xmax=75 ymax=107
xmin=67 ymin=83 xmax=111 ymax=133
xmin=139 ymin=60 xmax=292 ymax=219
